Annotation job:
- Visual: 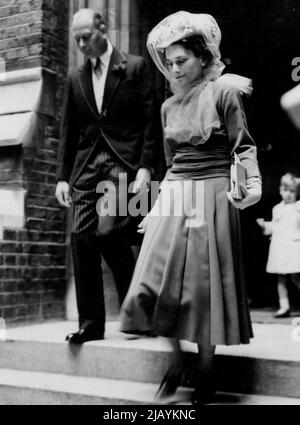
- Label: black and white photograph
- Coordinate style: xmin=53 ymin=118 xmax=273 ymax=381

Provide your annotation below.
xmin=0 ymin=0 xmax=300 ymax=411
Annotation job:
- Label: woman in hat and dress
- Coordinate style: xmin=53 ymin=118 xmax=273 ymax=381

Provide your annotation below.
xmin=120 ymin=11 xmax=261 ymax=404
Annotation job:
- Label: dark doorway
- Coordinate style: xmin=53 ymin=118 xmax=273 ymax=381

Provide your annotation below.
xmin=131 ymin=0 xmax=300 ymax=309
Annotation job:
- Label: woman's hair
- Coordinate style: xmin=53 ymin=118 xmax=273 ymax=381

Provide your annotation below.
xmin=172 ymin=35 xmax=214 ymax=67
xmin=280 ymin=173 xmax=300 ymax=199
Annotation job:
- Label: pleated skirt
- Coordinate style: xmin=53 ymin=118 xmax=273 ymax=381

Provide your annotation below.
xmin=119 ymin=176 xmax=253 ymax=346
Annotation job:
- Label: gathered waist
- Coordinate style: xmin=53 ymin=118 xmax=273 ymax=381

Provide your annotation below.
xmin=168 ymin=146 xmax=231 ymax=180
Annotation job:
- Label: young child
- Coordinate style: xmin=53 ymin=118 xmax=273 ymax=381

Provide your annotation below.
xmin=257 ymin=173 xmax=300 ymax=318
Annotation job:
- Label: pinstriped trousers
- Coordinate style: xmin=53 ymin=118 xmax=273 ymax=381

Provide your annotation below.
xmin=71 ymin=144 xmax=136 ymax=331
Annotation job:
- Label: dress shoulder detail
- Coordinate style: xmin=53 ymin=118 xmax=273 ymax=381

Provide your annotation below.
xmin=161 ymin=96 xmax=176 ymax=114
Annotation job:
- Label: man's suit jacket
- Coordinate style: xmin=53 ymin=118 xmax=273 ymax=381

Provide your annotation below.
xmin=57 ymin=47 xmax=158 ymax=188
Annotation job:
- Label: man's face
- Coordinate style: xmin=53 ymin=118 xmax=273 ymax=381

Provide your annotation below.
xmin=73 ymin=15 xmax=107 ymax=59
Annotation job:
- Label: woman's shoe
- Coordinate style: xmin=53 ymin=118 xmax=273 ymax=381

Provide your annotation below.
xmin=273 ymin=308 xmax=291 ymax=318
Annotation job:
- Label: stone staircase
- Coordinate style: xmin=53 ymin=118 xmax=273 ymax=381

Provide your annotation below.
xmin=0 ymin=319 xmax=299 ymax=405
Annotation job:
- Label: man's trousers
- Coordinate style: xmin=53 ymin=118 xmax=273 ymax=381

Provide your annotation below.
xmin=71 ymin=146 xmax=136 ymax=333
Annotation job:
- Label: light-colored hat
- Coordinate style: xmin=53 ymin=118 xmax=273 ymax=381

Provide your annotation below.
xmin=147 ymin=11 xmax=223 ymax=82
xmin=147 ymin=11 xmax=253 ymax=145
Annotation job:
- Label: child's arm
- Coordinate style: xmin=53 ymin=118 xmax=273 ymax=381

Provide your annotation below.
xmin=256 ymin=218 xmax=273 ymax=235
xmin=296 ymin=201 xmax=300 ymax=226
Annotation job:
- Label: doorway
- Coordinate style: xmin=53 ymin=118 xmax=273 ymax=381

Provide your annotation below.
xmin=133 ymin=0 xmax=300 ymax=311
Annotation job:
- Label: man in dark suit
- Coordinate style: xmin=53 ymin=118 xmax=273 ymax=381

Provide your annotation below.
xmin=55 ymin=8 xmax=158 ymax=343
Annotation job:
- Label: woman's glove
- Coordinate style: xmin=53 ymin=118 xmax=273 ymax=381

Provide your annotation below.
xmin=138 ymin=178 xmax=170 ymax=234
xmin=137 ymin=196 xmax=161 ymax=234
xmin=227 ymin=177 xmax=262 ymax=210
xmin=137 ymin=213 xmax=150 ymax=234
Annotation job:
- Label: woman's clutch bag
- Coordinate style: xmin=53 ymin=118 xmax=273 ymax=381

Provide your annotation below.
xmin=231 ymin=153 xmax=246 ymax=200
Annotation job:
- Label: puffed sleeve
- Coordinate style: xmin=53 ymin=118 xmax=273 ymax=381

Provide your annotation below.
xmin=220 ymin=84 xmax=261 ymax=180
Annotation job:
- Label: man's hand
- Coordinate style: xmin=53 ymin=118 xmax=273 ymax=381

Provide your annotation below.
xmin=55 ymin=181 xmax=72 ymax=208
xmin=132 ymin=168 xmax=151 ymax=194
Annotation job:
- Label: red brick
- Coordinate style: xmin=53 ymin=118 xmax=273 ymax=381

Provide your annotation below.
xmin=0 ymin=242 xmax=23 ymax=254
xmin=28 ymin=254 xmax=52 ymax=267
xmin=0 ymin=11 xmax=43 ymax=28
xmin=0 ymin=22 xmax=42 ymax=40
xmin=0 ymin=0 xmax=69 ymax=323
xmin=0 ymin=33 xmax=42 ymax=51
xmin=4 ymin=255 xmax=17 ymax=266
xmin=2 ymin=229 xmax=18 ymax=241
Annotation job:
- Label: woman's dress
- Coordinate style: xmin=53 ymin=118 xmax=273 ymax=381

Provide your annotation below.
xmin=120 ymin=81 xmax=259 ymax=346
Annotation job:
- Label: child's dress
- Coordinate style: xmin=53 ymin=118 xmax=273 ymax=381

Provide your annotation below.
xmin=264 ymin=201 xmax=300 ymax=274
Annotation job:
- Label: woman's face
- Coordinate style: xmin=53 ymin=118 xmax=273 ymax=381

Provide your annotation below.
xmin=165 ymin=44 xmax=204 ymax=87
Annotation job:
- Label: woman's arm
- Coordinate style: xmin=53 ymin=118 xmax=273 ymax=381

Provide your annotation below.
xmin=158 ymin=102 xmax=174 ymax=187
xmin=220 ymin=84 xmax=262 ymax=209
xmin=221 ymin=85 xmax=259 ymax=179
xmin=137 ymin=102 xmax=172 ymax=233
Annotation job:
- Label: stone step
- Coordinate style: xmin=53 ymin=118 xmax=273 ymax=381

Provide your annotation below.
xmin=0 ymin=335 xmax=171 ymax=385
xmin=0 ymin=369 xmax=168 ymax=405
xmin=0 ymin=369 xmax=299 ymax=405
xmin=1 ymin=321 xmax=300 ymax=399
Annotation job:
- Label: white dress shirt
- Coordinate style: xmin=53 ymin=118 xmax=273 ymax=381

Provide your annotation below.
xmin=91 ymin=41 xmax=113 ymax=114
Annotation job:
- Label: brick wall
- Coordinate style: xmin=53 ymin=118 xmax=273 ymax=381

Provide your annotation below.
xmin=0 ymin=0 xmax=69 ymax=323
xmin=0 ymin=0 xmax=43 ymax=71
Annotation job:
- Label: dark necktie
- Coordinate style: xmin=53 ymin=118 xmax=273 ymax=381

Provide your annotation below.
xmin=93 ymin=58 xmax=102 ymax=79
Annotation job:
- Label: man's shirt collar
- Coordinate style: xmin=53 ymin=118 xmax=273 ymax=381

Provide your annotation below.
xmin=91 ymin=40 xmax=113 ymax=69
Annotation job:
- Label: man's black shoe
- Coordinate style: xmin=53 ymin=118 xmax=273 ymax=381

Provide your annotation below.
xmin=66 ymin=326 xmax=104 ymax=344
